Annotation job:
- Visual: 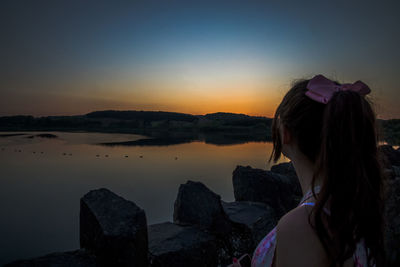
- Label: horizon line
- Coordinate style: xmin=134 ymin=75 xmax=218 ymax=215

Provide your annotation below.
xmin=0 ymin=109 xmax=399 ymax=121
xmin=0 ymin=109 xmax=273 ymax=119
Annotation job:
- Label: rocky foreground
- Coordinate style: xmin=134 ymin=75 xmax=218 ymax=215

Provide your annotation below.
xmin=5 ymin=145 xmax=400 ymax=267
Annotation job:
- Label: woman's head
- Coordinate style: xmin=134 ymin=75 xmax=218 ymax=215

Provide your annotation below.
xmin=270 ymin=75 xmax=385 ymax=266
xmin=270 ymin=79 xmax=326 ymax=163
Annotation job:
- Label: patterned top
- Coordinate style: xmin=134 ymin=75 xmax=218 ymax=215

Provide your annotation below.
xmin=251 ymin=188 xmax=373 ymax=267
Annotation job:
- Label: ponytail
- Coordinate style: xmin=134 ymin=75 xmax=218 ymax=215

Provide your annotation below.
xmin=312 ymin=90 xmax=385 ymax=266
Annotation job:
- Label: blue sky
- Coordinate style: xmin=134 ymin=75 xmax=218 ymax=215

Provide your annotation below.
xmin=1 ymin=0 xmax=399 ymax=118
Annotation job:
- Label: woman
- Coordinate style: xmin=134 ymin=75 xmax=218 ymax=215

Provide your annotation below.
xmin=234 ymin=74 xmax=385 ymax=267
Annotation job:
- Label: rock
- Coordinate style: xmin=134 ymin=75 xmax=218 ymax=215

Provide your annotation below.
xmin=148 ymin=222 xmax=219 ymax=267
xmin=232 ymin=166 xmax=302 ymax=218
xmin=80 ymin=188 xmax=148 ymax=266
xmin=270 ymin=162 xmax=302 ymax=197
xmin=173 ymin=180 xmax=232 ymax=234
xmin=270 ymin=161 xmax=296 ymax=177
xmin=385 ymin=176 xmax=400 ymax=266
xmin=172 ymin=181 xmax=256 ymax=264
xmin=379 ymin=145 xmax=400 ymax=168
xmin=4 ymin=249 xmax=97 ymax=267
xmin=222 ymin=201 xmax=277 ymax=245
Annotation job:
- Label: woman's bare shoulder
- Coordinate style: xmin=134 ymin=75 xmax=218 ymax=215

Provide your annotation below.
xmin=275 ymin=205 xmax=329 ymax=267
xmin=276 ymin=204 xmax=313 ymax=243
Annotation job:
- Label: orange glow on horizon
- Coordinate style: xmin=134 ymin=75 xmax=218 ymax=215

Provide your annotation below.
xmin=2 ymin=78 xmax=396 ymax=119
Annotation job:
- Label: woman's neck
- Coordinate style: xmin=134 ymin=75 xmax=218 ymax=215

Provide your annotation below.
xmin=290 ymin=154 xmax=318 ymax=195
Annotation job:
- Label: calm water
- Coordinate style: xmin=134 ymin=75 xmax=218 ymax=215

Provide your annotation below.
xmin=0 ymin=131 xmax=287 ymax=265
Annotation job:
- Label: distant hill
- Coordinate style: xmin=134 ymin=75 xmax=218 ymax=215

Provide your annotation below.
xmin=0 ymin=110 xmax=398 ymax=145
xmin=85 ymin=110 xmax=271 ymax=125
xmin=203 ymin=112 xmax=253 ymax=120
xmin=86 ymin=110 xmax=198 ymax=122
xmin=201 ymin=112 xmax=272 ymax=127
xmin=0 ymin=110 xmax=271 ymax=136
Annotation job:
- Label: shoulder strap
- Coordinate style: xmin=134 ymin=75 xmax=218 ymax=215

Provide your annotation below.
xmin=300 ymin=202 xmax=315 ymax=207
xmin=300 ymin=202 xmax=331 ymax=216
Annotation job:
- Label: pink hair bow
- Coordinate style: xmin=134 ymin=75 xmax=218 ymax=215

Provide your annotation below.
xmin=305 ymin=74 xmax=371 ymax=104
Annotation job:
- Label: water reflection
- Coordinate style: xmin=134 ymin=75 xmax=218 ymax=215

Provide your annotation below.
xmin=0 ymin=131 xmax=288 ymax=265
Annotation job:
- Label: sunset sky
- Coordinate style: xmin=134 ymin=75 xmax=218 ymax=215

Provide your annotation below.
xmin=1 ymin=0 xmax=399 ymax=118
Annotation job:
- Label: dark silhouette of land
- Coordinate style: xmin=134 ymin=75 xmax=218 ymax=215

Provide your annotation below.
xmin=0 ymin=133 xmax=27 ymax=137
xmin=26 ymin=133 xmax=58 ymax=139
xmin=0 ymin=110 xmax=399 ymax=145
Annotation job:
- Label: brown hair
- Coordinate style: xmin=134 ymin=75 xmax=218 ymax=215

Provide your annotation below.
xmin=270 ymin=78 xmax=385 ymax=266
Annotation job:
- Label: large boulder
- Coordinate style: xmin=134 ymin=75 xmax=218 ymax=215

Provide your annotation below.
xmin=232 ymin=165 xmax=302 ymax=218
xmin=173 ymin=180 xmax=232 ymax=234
xmin=270 ymin=162 xmax=302 ymax=197
xmin=222 ymin=201 xmax=277 ymax=245
xmin=80 ymin=188 xmax=148 ymax=266
xmin=148 ymin=222 xmax=219 ymax=267
xmin=172 ymin=181 xmax=257 ymax=264
xmin=4 ymin=249 xmax=97 ymax=267
xmin=270 ymin=161 xmax=296 ymax=178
